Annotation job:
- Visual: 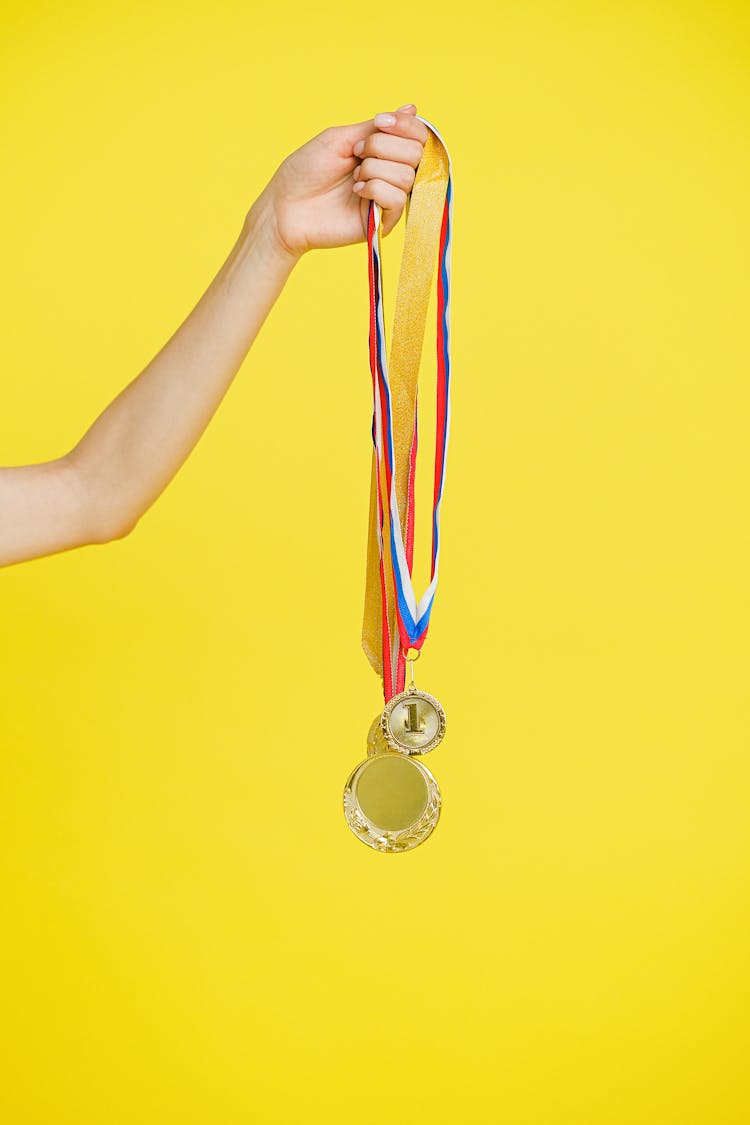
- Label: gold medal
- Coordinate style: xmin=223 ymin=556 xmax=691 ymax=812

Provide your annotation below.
xmin=343 ymin=750 xmax=441 ymax=853
xmin=381 ymin=685 xmax=446 ymax=755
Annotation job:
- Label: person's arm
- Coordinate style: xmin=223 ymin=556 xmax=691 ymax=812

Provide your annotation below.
xmin=0 ymin=104 xmax=429 ymax=568
xmin=0 ymin=205 xmax=296 ymax=567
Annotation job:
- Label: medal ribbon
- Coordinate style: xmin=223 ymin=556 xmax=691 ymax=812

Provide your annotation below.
xmin=361 ymin=116 xmax=453 ymax=703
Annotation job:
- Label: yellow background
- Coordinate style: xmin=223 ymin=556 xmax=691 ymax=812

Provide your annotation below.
xmin=1 ymin=1 xmax=749 ymax=1121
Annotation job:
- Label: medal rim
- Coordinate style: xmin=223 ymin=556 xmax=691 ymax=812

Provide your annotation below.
xmin=343 ymin=751 xmax=441 ymax=853
xmin=380 ymin=687 xmax=447 ymax=755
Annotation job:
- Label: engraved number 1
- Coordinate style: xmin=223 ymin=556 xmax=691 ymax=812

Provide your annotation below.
xmin=404 ymin=702 xmax=424 ymax=733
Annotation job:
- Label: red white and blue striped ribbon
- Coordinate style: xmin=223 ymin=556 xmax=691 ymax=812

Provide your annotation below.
xmin=366 ymin=115 xmax=453 ymax=700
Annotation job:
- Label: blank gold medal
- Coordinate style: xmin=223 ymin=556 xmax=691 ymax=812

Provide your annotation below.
xmin=343 ymin=752 xmax=441 ymax=853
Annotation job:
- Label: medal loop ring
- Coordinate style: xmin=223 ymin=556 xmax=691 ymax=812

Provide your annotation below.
xmin=401 ymin=646 xmax=421 ymax=692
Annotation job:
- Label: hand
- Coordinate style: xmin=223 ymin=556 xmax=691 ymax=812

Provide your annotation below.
xmin=249 ymin=105 xmax=430 ymax=261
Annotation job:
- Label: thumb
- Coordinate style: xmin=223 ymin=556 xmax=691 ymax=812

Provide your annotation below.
xmin=325 ymin=105 xmax=419 ymax=156
xmin=326 ymin=116 xmax=379 ymax=155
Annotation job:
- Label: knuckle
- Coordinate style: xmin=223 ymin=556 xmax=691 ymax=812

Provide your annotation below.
xmin=370 ymin=179 xmax=408 ymax=208
xmin=398 ymin=163 xmax=416 ymax=189
xmin=369 ymin=133 xmax=385 ymax=158
xmin=408 ymin=139 xmax=425 ymax=165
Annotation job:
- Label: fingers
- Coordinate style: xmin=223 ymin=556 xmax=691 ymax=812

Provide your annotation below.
xmin=351 ymin=107 xmax=429 ymax=218
xmin=353 ymin=156 xmax=415 ymax=194
xmin=352 ymin=176 xmax=408 ymax=217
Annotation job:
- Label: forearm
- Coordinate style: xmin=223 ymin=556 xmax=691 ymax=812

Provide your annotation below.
xmin=66 ymin=194 xmax=298 ymax=542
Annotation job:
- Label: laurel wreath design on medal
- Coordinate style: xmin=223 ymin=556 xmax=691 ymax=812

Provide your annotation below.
xmin=380 ymin=687 xmax=447 ymax=755
xmin=343 ymin=759 xmax=441 ymax=853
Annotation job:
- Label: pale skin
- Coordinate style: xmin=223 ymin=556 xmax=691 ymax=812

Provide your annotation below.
xmin=0 ymin=105 xmax=430 ymax=568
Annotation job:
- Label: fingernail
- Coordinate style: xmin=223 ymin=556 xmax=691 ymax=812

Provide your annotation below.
xmin=353 ymin=181 xmax=365 ymax=191
xmin=396 ymin=103 xmax=416 ymax=111
xmin=374 ymin=112 xmax=396 ymax=127
xmin=353 ymin=139 xmax=364 ymax=155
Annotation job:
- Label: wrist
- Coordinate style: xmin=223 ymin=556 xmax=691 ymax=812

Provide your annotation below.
xmin=243 ymin=193 xmax=302 ymax=273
